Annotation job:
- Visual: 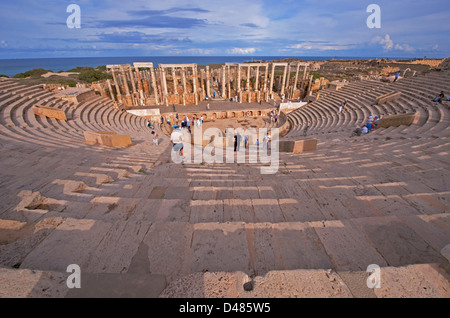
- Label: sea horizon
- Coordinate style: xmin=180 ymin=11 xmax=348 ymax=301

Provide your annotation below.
xmin=0 ymin=55 xmax=425 ymax=78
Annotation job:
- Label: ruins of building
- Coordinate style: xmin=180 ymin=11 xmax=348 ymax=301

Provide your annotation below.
xmin=93 ymin=61 xmax=311 ymax=107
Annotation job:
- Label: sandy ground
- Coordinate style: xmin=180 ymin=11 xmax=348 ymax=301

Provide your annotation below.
xmin=41 ymin=72 xmax=78 ymax=78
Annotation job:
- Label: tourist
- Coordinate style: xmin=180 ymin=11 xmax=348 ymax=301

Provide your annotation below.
xmin=197 ymin=118 xmax=201 ymax=128
xmin=170 ymin=126 xmax=184 ymax=158
xmin=368 ymin=115 xmax=374 ymax=122
xmin=244 ymin=134 xmax=249 ymax=148
xmin=201 ymin=116 xmax=204 ymax=124
xmin=373 ymin=116 xmax=380 ymax=126
xmin=213 ymin=92 xmax=216 ymax=99
xmin=303 ymin=125 xmax=309 ymax=136
xmin=361 ymin=125 xmax=369 ymax=134
xmin=256 ymin=139 xmax=260 ymax=147
xmin=173 ymin=104 xmax=176 ymax=112
xmin=263 ymin=132 xmax=271 ymax=150
xmin=235 ymin=95 xmax=238 ymax=102
xmin=351 ymin=126 xmax=362 ymax=137
xmin=433 ymin=91 xmax=445 ymax=103
xmin=393 ymin=71 xmax=400 ymax=82
xmin=236 ymin=133 xmax=242 ymax=151
xmin=151 ymin=131 xmax=159 ymax=146
xmin=275 ymin=114 xmax=278 ymax=123
xmin=338 ymin=100 xmax=347 ymax=113
xmin=160 ymin=116 xmax=164 ymax=125
xmin=207 ymin=103 xmax=210 ymax=110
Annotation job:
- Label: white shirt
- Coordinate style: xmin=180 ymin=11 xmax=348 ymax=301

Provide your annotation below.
xmin=170 ymin=129 xmax=184 ymax=143
xmin=361 ymin=126 xmax=368 ymax=134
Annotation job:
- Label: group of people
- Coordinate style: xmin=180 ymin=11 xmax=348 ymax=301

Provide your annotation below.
xmin=433 ymin=91 xmax=449 ymax=103
xmin=269 ymin=110 xmax=278 ymax=123
xmin=231 ymin=131 xmax=271 ymax=151
xmin=169 ymin=126 xmax=272 ymax=159
xmin=163 ymin=114 xmax=204 ymax=133
xmin=351 ymin=114 xmax=380 ymax=137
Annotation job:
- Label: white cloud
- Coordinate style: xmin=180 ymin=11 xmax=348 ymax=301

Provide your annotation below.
xmin=373 ymin=34 xmax=394 ymax=51
xmin=0 ymin=40 xmax=7 ymax=48
xmin=227 ymin=47 xmax=256 ymax=54
xmin=394 ymin=43 xmax=415 ymax=52
xmin=285 ymin=42 xmax=353 ymax=52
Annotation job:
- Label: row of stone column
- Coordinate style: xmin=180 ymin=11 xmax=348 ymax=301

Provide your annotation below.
xmin=103 ymin=62 xmax=312 ymax=106
xmin=216 ymin=62 xmax=310 ymax=103
xmin=107 ymin=64 xmax=209 ymax=107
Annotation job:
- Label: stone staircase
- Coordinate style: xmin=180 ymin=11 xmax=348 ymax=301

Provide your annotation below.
xmin=0 ymin=76 xmax=449 ymax=298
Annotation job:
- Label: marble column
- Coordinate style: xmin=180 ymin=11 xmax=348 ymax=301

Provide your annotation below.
xmin=307 ymin=74 xmax=313 ymax=95
xmin=293 ymin=64 xmax=300 ymax=92
xmin=150 ymin=67 xmax=159 ymax=105
xmin=301 ymin=67 xmax=308 ymax=90
xmin=172 ymin=67 xmax=178 ymax=95
xmin=181 ymin=67 xmax=187 ymax=106
xmin=263 ymin=65 xmax=268 ymax=93
xmin=200 ymin=69 xmax=205 ymax=100
xmin=237 ymin=65 xmax=241 ymax=92
xmin=281 ymin=65 xmax=288 ymax=97
xmin=193 ymin=66 xmax=198 ymax=105
xmin=255 ymin=66 xmax=260 ymax=91
xmin=206 ymin=65 xmax=211 ymax=97
xmin=128 ymin=67 xmax=137 ymax=97
xmin=111 ymin=70 xmax=122 ymax=103
xmin=222 ymin=65 xmax=226 ymax=98
xmin=134 ymin=68 xmax=145 ymax=103
xmin=246 ymin=66 xmax=251 ymax=91
xmin=227 ymin=66 xmax=231 ymax=99
xmin=269 ymin=64 xmax=275 ymax=99
xmin=107 ymin=79 xmax=115 ymax=101
xmin=121 ymin=66 xmax=131 ymax=96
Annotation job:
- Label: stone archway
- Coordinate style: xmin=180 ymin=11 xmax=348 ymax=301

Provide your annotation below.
xmin=403 ymin=68 xmax=411 ymax=77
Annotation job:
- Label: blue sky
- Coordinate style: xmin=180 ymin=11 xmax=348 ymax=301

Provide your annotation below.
xmin=0 ymin=0 xmax=448 ymax=59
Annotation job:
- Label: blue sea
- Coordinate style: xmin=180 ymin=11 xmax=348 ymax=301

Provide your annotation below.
xmin=0 ymin=56 xmax=406 ymax=77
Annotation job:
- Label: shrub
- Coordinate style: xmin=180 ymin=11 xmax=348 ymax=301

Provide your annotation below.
xmin=78 ymin=69 xmax=112 ymax=83
xmin=13 ymin=68 xmax=51 ymax=78
xmin=67 ymin=66 xmax=95 ymax=73
xmin=96 ymin=65 xmax=107 ymax=71
xmin=0 ymin=74 xmax=9 ymax=78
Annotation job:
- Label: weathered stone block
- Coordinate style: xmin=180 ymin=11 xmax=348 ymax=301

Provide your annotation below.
xmin=33 ymin=105 xmax=67 ymax=121
xmin=375 ymin=91 xmax=402 ymax=105
xmin=84 ymin=131 xmax=132 ymax=148
xmin=377 ymin=113 xmax=416 ymax=128
xmin=279 ymin=139 xmax=317 ymax=153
